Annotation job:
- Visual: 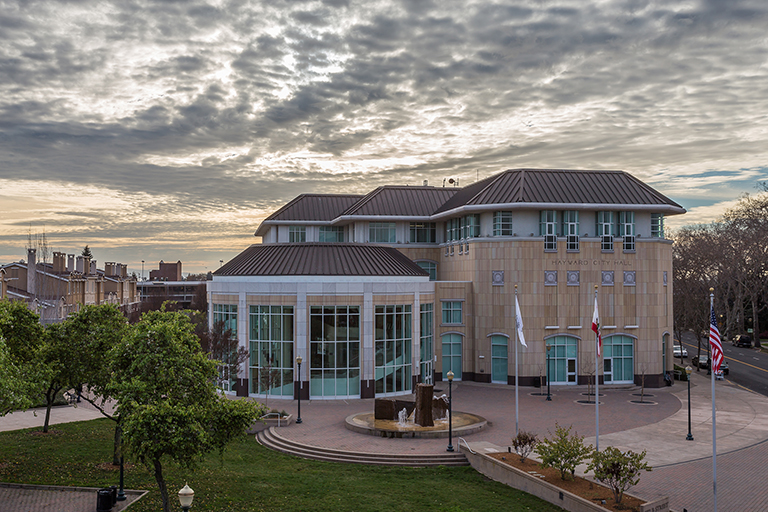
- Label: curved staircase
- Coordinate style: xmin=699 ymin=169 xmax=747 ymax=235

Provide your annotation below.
xmin=256 ymin=427 xmax=469 ymax=467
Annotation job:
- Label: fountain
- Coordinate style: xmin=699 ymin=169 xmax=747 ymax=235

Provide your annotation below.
xmin=344 ymin=383 xmax=486 ymax=438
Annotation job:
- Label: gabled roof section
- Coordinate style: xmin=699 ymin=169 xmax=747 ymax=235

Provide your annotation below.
xmin=264 ymin=194 xmax=364 ymax=222
xmin=434 ymin=169 xmax=684 ymax=214
xmin=215 ymin=243 xmax=429 ymax=277
xmin=341 ymin=186 xmax=458 ymax=217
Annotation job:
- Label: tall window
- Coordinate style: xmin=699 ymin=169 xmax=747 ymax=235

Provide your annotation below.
xmin=464 ymin=214 xmax=480 ymax=239
xmin=445 ymin=218 xmax=459 ymax=242
xmin=249 ymin=306 xmax=294 ymax=397
xmin=491 ymin=335 xmax=508 ymax=383
xmin=409 ymin=222 xmax=436 ymax=243
xmin=619 ymin=212 xmax=635 ymax=252
xmin=310 ymin=306 xmax=361 ymax=398
xmin=369 ymin=222 xmax=396 ymax=243
xmin=442 ymin=333 xmax=462 ymax=380
xmin=651 ymin=214 xmax=665 ymax=238
xmin=289 ymin=226 xmax=306 ymax=242
xmin=545 ymin=335 xmax=578 ymax=384
xmin=603 ymin=335 xmax=634 ymax=384
xmin=562 ymin=210 xmax=579 ymax=251
xmin=416 ymin=261 xmax=437 ymax=281
xmin=420 ymin=304 xmax=434 ymax=385
xmin=493 ymin=211 xmax=513 ymax=236
xmin=374 ymin=305 xmax=412 ymax=395
xmin=319 ymin=226 xmax=344 ymax=242
xmin=442 ymin=301 xmax=462 ymax=324
xmin=540 ymin=210 xmax=558 ymax=251
xmin=213 ymin=304 xmax=238 ymax=392
xmin=596 ymin=211 xmax=614 ymax=252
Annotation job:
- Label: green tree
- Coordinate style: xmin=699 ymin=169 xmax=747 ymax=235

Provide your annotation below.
xmin=109 ymin=309 xmax=265 ymax=512
xmin=0 ymin=299 xmax=44 ymax=365
xmin=0 ymin=336 xmax=43 ymax=416
xmin=535 ymin=423 xmax=594 ymax=480
xmin=587 ymin=447 xmax=652 ymax=504
xmin=81 ymin=245 xmax=93 ymax=258
xmin=66 ymin=304 xmax=128 ymax=463
xmin=39 ymin=322 xmax=77 ymax=432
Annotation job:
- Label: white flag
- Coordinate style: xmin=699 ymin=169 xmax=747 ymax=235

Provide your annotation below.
xmin=515 ymin=295 xmax=527 ymax=347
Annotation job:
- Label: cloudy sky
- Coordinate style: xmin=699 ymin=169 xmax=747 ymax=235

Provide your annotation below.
xmin=1 ymin=0 xmax=767 ymax=275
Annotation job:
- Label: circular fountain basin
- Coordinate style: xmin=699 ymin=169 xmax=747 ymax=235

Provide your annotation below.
xmin=344 ymin=411 xmax=487 ymax=438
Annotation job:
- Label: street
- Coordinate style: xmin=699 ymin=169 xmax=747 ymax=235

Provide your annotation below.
xmin=677 ymin=332 xmax=768 ymax=397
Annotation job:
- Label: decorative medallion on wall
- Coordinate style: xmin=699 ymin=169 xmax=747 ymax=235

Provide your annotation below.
xmin=544 ymin=270 xmax=557 ymax=286
xmin=663 ymin=271 xmax=668 ymax=286
xmin=602 ymin=270 xmax=614 ymax=286
xmin=624 ymin=270 xmax=636 ymax=286
xmin=567 ymin=270 xmax=580 ymax=286
xmin=492 ymin=270 xmax=504 ymax=286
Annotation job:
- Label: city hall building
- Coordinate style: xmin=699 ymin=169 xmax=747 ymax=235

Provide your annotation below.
xmin=208 ymin=169 xmax=685 ymax=400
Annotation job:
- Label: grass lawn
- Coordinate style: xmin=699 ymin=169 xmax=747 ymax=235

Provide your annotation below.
xmin=0 ymin=419 xmax=562 ymax=512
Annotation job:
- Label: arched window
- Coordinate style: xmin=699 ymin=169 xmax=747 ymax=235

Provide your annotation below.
xmin=603 ymin=335 xmax=635 ymax=384
xmin=442 ymin=333 xmax=463 ymax=381
xmin=544 ymin=335 xmax=579 ymax=385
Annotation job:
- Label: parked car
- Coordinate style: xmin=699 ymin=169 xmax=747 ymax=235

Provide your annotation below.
xmin=691 ymin=355 xmax=729 ymax=375
xmin=673 ymin=344 xmax=688 ymax=358
xmin=732 ymin=335 xmax=752 ymax=348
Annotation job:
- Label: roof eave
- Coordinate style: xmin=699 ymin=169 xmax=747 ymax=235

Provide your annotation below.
xmin=431 ymin=203 xmax=686 ymax=220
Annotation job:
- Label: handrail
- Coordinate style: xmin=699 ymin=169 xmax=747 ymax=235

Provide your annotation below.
xmin=457 ymin=437 xmax=476 ymax=454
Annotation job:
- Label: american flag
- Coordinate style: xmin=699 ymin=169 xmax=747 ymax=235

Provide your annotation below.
xmin=709 ymin=306 xmax=724 ymax=373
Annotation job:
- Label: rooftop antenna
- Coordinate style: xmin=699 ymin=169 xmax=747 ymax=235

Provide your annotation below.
xmin=448 ymin=178 xmax=459 ymax=187
xmin=442 ymin=178 xmax=446 ymax=187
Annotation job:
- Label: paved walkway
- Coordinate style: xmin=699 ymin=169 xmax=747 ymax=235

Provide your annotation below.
xmin=2 ymin=372 xmax=766 ymax=511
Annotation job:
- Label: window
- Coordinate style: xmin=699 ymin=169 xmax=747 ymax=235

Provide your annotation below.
xmin=420 ymin=304 xmax=434 ymax=385
xmin=545 ymin=335 xmax=578 ymax=384
xmin=596 ymin=211 xmax=614 ymax=251
xmin=213 ymin=304 xmax=238 ymax=392
xmin=493 ymin=211 xmax=513 ymax=236
xmin=319 ymin=226 xmax=344 ymax=242
xmin=603 ymin=335 xmax=634 ymax=384
xmin=445 ymin=218 xmax=459 ymax=242
xmin=562 ymin=210 xmax=579 ymax=251
xmin=464 ymin=214 xmax=480 ymax=239
xmin=416 ymin=261 xmax=437 ymax=281
xmin=442 ymin=301 xmax=462 ymax=324
xmin=374 ymin=305 xmax=412 ymax=395
xmin=249 ymin=306 xmax=294 ymax=397
xmin=369 ymin=222 xmax=396 ymax=243
xmin=409 ymin=222 xmax=436 ymax=243
xmin=289 ymin=226 xmax=306 ymax=242
xmin=442 ymin=333 xmax=462 ymax=380
xmin=651 ymin=214 xmax=664 ymax=238
xmin=540 ymin=210 xmax=557 ymax=251
xmin=309 ymin=306 xmax=361 ymax=398
xmin=491 ymin=335 xmax=508 ymax=383
xmin=619 ymin=212 xmax=635 ymax=252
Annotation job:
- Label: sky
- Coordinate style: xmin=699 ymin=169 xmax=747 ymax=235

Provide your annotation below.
xmin=1 ymin=0 xmax=767 ymax=276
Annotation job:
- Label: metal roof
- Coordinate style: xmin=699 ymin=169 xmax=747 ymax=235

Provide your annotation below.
xmin=264 ymin=194 xmax=364 ymax=222
xmin=434 ymin=169 xmax=684 ymax=214
xmin=215 ymin=243 xmax=430 ymax=277
xmin=341 ymin=186 xmax=458 ymax=217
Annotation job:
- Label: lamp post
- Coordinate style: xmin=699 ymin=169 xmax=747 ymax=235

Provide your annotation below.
xmin=178 ymin=484 xmax=194 ymax=511
xmin=295 ymin=356 xmax=303 ymax=424
xmin=446 ymin=370 xmax=454 ymax=452
xmin=546 ymin=344 xmax=552 ymax=401
xmin=141 ymin=260 xmax=144 ymax=281
xmin=685 ymin=366 xmax=694 ymax=441
xmin=116 ymin=455 xmax=126 ymax=502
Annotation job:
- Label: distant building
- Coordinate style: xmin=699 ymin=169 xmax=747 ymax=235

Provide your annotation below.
xmin=149 ymin=260 xmax=183 ymax=281
xmin=138 ymin=280 xmax=206 ymax=311
xmin=210 ymin=168 xmax=685 ymax=400
xmin=0 ymin=249 xmax=139 ymax=323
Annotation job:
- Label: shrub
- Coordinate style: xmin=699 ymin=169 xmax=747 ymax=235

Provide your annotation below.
xmin=511 ymin=430 xmax=538 ymax=463
xmin=535 ymin=423 xmax=594 ymax=480
xmin=587 ymin=446 xmax=652 ymax=504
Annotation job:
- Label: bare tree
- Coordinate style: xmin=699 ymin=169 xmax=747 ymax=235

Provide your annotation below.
xmin=198 ymin=320 xmax=248 ymax=394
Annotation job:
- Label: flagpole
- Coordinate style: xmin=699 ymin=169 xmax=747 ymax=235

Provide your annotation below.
xmin=515 ymin=285 xmax=519 ymax=437
xmin=710 ymin=288 xmax=717 ymax=512
xmin=594 ymin=285 xmax=599 ymax=452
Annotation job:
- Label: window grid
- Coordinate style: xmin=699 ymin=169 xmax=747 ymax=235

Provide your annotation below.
xmin=416 ymin=261 xmax=437 ymax=281
xmin=213 ymin=304 xmax=238 ymax=392
xmin=409 ymin=222 xmax=436 ymax=243
xmin=540 ymin=210 xmax=557 ymax=251
xmin=309 ymin=306 xmax=361 ymax=398
xmin=493 ymin=211 xmax=513 ymax=236
xmin=374 ymin=305 xmax=413 ymax=395
xmin=420 ymin=303 xmax=434 ymax=385
xmin=442 ymin=301 xmax=462 ymax=324
xmin=596 ymin=211 xmax=614 ymax=252
xmin=369 ymin=222 xmax=396 ymax=243
xmin=248 ymin=305 xmax=294 ymax=397
xmin=619 ymin=212 xmax=635 ymax=252
xmin=289 ymin=226 xmax=306 ymax=243
xmin=651 ymin=214 xmax=664 ymax=238
xmin=319 ymin=226 xmax=344 ymax=242
xmin=563 ymin=210 xmax=579 ymax=251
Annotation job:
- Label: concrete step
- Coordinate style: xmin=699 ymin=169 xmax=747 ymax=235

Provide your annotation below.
xmin=256 ymin=428 xmax=469 ymax=467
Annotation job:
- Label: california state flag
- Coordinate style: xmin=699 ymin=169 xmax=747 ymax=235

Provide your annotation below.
xmin=592 ymin=295 xmax=602 ymax=356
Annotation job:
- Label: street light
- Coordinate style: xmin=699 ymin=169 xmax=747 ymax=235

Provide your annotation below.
xmin=546 ymin=344 xmax=552 ymax=401
xmin=446 ymin=370 xmax=454 ymax=452
xmin=178 ymin=484 xmax=194 ymax=511
xmin=685 ymin=366 xmax=694 ymax=441
xmin=295 ymin=356 xmax=303 ymax=424
xmin=141 ymin=260 xmax=144 ymax=281
xmin=116 ymin=456 xmax=126 ymax=502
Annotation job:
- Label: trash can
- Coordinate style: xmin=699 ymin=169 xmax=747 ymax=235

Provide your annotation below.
xmin=97 ymin=488 xmax=113 ymax=512
xmin=109 ymin=485 xmax=118 ymax=505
